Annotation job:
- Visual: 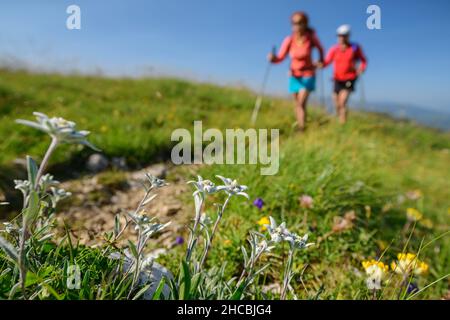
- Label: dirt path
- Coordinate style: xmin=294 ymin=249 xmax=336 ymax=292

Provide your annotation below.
xmin=58 ymin=163 xmax=193 ymax=248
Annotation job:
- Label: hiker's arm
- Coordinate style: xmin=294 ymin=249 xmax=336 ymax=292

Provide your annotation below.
xmin=312 ymin=33 xmax=325 ymax=63
xmin=323 ymin=47 xmax=336 ymax=67
xmin=269 ymin=36 xmax=290 ymax=63
xmin=357 ymin=46 xmax=367 ymax=74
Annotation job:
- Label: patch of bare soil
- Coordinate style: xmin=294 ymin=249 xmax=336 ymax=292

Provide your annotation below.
xmin=57 ymin=163 xmax=193 ymax=248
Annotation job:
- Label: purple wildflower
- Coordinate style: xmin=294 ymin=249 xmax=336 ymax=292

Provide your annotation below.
xmin=253 ymin=198 xmax=264 ymax=210
xmin=175 ymin=236 xmax=184 ymax=245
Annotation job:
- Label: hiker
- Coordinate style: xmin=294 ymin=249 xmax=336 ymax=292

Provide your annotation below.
xmin=268 ymin=11 xmax=324 ymax=131
xmin=320 ymin=24 xmax=367 ymax=124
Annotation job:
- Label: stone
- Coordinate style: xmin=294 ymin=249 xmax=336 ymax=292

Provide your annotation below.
xmin=110 ymin=251 xmax=173 ymax=300
xmin=111 ymin=157 xmax=128 ymax=170
xmin=86 ymin=153 xmax=109 ymax=173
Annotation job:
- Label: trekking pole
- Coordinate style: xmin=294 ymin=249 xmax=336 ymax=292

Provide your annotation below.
xmin=359 ymin=74 xmax=366 ymax=110
xmin=251 ymin=46 xmax=276 ymax=126
xmin=319 ymin=68 xmax=326 ymax=112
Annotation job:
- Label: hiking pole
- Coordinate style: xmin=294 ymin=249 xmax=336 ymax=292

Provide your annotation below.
xmin=319 ymin=68 xmax=326 ymax=112
xmin=359 ymin=74 xmax=366 ymax=110
xmin=251 ymin=46 xmax=276 ymax=125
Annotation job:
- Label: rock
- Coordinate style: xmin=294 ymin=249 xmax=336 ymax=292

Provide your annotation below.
xmin=111 ymin=157 xmax=128 ymax=170
xmin=86 ymin=154 xmax=109 ymax=173
xmin=162 ymin=204 xmax=181 ymax=216
xmin=13 ymin=158 xmax=28 ymax=168
xmin=110 ymin=251 xmax=173 ymax=300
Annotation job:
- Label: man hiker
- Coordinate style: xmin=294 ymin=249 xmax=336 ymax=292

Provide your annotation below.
xmin=268 ymin=11 xmax=324 ymax=132
xmin=320 ymin=24 xmax=367 ymax=124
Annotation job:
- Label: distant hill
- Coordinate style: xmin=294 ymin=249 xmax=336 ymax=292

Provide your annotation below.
xmin=353 ymin=101 xmax=450 ymax=131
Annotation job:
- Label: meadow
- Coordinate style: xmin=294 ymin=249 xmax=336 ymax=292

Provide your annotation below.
xmin=0 ymin=68 xmax=449 ymax=299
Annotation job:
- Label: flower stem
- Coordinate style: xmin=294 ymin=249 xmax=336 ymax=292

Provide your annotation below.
xmin=281 ymin=247 xmax=296 ymax=300
xmin=199 ymin=195 xmax=231 ymax=269
xmin=186 ymin=194 xmax=204 ymax=263
xmin=35 ymin=138 xmax=59 ymax=188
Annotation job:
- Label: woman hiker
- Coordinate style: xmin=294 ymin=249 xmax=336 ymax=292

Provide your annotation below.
xmin=268 ymin=11 xmax=324 ymax=132
xmin=320 ymin=24 xmax=367 ymax=124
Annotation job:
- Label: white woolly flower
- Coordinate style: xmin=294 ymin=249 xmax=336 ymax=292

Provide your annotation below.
xmin=188 ymin=176 xmax=220 ymax=196
xmin=16 ymin=112 xmax=99 ymax=150
xmin=215 ymin=175 xmax=249 ymax=199
xmin=145 ymin=173 xmax=167 ymax=189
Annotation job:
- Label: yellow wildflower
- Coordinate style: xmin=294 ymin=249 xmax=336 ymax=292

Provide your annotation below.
xmin=361 ymin=259 xmax=389 ymax=290
xmin=406 ymin=208 xmax=423 ymax=222
xmin=257 ymin=216 xmax=270 ymax=231
xmin=420 ymin=218 xmax=434 ymax=229
xmin=391 ymin=253 xmax=428 ymax=276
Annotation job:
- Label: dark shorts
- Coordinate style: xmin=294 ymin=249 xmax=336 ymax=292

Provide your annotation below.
xmin=334 ymin=79 xmax=357 ymax=94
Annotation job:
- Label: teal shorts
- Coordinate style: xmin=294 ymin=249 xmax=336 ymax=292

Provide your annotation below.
xmin=289 ymin=76 xmax=316 ymax=93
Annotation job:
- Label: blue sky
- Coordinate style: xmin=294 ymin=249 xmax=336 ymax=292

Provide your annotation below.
xmin=1 ymin=0 xmax=449 ymax=112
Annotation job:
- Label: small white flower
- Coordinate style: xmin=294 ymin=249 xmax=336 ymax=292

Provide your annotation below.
xmin=266 ymin=216 xmax=289 ymax=243
xmin=2 ymin=222 xmax=18 ymax=234
xmin=50 ymin=187 xmax=72 ymax=207
xmin=215 ymin=175 xmax=249 ymax=199
xmin=145 ymin=173 xmax=167 ymax=189
xmin=200 ymin=213 xmax=212 ymax=226
xmin=266 ymin=217 xmax=313 ymax=249
xmin=39 ymin=174 xmax=60 ymax=191
xmin=255 ymin=239 xmax=275 ymax=255
xmin=14 ymin=179 xmax=31 ymax=198
xmin=188 ymin=176 xmax=220 ymax=196
xmin=16 ymin=112 xmax=99 ymax=150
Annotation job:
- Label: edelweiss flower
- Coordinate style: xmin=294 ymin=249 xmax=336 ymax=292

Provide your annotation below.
xmin=266 ymin=216 xmax=290 ymax=243
xmin=266 ymin=217 xmax=313 ymax=249
xmin=216 ymin=175 xmax=249 ymax=199
xmin=39 ymin=174 xmax=60 ymax=191
xmin=16 ymin=112 xmax=99 ymax=150
xmin=188 ymin=176 xmax=220 ymax=196
xmin=362 ymin=259 xmax=389 ymax=290
xmin=255 ymin=239 xmax=275 ymax=256
xmin=127 ymin=211 xmax=170 ymax=234
xmin=287 ymin=233 xmax=313 ymax=249
xmin=200 ymin=213 xmax=212 ymax=226
xmin=391 ymin=253 xmax=429 ymax=276
xmin=50 ymin=187 xmax=72 ymax=208
xmin=145 ymin=173 xmax=167 ymax=189
xmin=14 ymin=179 xmax=31 ymax=197
xmin=2 ymin=222 xmax=18 ymax=234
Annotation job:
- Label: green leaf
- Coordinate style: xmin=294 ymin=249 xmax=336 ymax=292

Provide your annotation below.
xmin=26 ymin=156 xmax=38 ymax=188
xmin=132 ymin=284 xmax=151 ymax=300
xmin=179 ymin=260 xmax=191 ymax=300
xmin=128 ymin=240 xmax=138 ymax=259
xmin=114 ymin=214 xmax=121 ymax=237
xmin=24 ymin=190 xmax=40 ymax=224
xmin=230 ymin=282 xmax=246 ymax=300
xmin=25 ymin=271 xmax=40 ymax=287
xmin=152 ymin=278 xmax=166 ymax=300
xmin=190 ymin=272 xmax=202 ymax=297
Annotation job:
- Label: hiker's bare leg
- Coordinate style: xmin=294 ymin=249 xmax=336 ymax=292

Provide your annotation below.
xmin=338 ymin=89 xmax=351 ymax=124
xmin=333 ymin=92 xmax=339 ymax=116
xmin=294 ymin=89 xmax=310 ymax=130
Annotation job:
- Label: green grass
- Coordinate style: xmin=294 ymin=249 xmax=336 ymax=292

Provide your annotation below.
xmin=1 ymin=69 xmax=449 ymax=299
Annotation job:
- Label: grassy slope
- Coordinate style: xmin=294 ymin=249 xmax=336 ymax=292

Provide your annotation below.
xmin=1 ymin=69 xmax=449 ymax=299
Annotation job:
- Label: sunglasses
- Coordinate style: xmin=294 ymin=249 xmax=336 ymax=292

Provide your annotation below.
xmin=291 ymin=20 xmax=306 ymax=26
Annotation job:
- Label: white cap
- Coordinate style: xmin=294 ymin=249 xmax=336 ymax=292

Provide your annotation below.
xmin=336 ymin=24 xmax=351 ymax=36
